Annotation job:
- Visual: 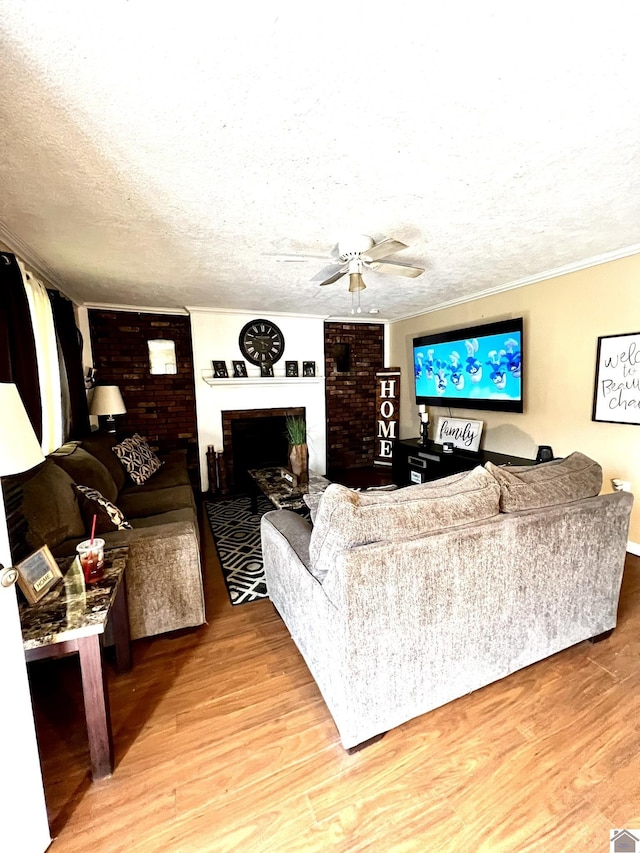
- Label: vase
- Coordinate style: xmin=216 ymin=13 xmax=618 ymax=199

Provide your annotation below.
xmin=289 ymin=443 xmax=308 ymax=485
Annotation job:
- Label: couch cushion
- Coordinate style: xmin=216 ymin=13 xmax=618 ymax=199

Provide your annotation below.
xmin=304 ymin=483 xmax=397 ymax=524
xmin=112 ymin=433 xmax=163 ymax=486
xmin=19 ymin=460 xmax=86 ymax=551
xmin=74 ymin=485 xmax=133 ymax=533
xmin=485 ymin=452 xmax=603 ymax=512
xmin=80 ymin=430 xmax=127 ymax=492
xmin=117 ymin=484 xmax=196 ymax=519
xmin=127 ymin=507 xmax=196 ymax=528
xmin=309 ymin=466 xmax=500 ymax=581
xmin=80 ymin=431 xmax=127 ymax=492
xmin=119 ymin=450 xmax=191 ymax=494
xmin=50 ymin=442 xmax=118 ymax=503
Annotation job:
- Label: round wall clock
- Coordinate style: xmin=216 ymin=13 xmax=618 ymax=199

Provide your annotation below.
xmin=239 ymin=319 xmax=285 ymax=365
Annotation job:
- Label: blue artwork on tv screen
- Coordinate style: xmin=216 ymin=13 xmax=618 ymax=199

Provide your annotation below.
xmin=413 ymin=319 xmax=523 ymax=413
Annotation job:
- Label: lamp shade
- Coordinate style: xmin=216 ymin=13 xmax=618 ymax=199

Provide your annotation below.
xmin=348 ymin=272 xmax=366 ymax=292
xmin=0 ymin=383 xmax=45 ymax=476
xmin=89 ymin=385 xmax=127 ymax=417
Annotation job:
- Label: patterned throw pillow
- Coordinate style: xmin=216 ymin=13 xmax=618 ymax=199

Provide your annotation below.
xmin=112 ymin=433 xmax=163 ymax=485
xmin=74 ymin=485 xmax=133 ymax=533
xmin=485 ymin=452 xmax=602 ymax=512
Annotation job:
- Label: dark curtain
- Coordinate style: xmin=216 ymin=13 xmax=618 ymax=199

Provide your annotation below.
xmin=48 ymin=289 xmax=91 ymax=439
xmin=0 ymin=252 xmax=42 ymax=440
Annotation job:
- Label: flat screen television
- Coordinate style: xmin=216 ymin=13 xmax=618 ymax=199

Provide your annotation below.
xmin=413 ymin=317 xmax=524 ymax=413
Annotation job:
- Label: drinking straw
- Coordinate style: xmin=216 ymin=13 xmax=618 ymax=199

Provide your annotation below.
xmin=90 ymin=514 xmax=97 ymax=545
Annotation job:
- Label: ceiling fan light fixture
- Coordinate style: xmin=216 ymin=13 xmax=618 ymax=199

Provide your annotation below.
xmin=348 ymin=271 xmax=366 ymax=292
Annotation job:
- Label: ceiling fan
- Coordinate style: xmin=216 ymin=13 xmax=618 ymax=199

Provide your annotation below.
xmin=311 ymin=234 xmax=424 ymax=292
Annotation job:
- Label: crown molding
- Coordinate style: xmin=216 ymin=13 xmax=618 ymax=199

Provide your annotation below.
xmin=185 ymin=305 xmax=330 ymax=320
xmin=391 ymin=243 xmax=640 ymax=324
xmin=82 ymin=302 xmax=189 ymax=315
xmin=0 ymin=220 xmax=73 ymax=294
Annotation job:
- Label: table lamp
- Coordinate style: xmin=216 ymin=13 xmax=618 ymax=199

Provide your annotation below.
xmin=0 ymin=383 xmax=45 ymax=477
xmin=0 ymin=383 xmax=45 ymax=577
xmin=89 ymin=385 xmax=127 ymax=433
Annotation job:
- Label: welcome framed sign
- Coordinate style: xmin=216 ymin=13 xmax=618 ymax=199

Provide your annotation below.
xmin=592 ymin=332 xmax=640 ymax=425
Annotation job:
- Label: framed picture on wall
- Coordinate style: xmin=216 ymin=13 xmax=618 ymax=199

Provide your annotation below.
xmin=232 ymin=360 xmax=248 ymax=378
xmin=212 ymin=360 xmax=228 ymax=378
xmin=302 ymin=361 xmax=316 ymax=377
xmin=592 ymin=331 xmax=640 ymax=425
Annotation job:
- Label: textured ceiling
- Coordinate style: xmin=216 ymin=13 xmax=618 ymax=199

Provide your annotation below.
xmin=1 ymin=3 xmax=639 ymax=321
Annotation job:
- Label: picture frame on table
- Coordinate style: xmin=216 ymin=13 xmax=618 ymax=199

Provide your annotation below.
xmin=302 ymin=361 xmax=316 ymax=377
xmin=285 ymin=360 xmax=298 ymax=377
xmin=16 ymin=545 xmax=63 ymax=605
xmin=260 ymin=363 xmax=274 ymax=377
xmin=232 ymin=360 xmax=248 ymax=378
xmin=212 ymin=360 xmax=228 ymax=378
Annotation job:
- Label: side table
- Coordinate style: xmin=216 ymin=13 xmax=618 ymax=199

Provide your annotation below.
xmin=19 ymin=546 xmax=131 ymax=781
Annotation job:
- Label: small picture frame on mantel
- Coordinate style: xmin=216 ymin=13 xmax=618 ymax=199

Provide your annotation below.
xmin=285 ymin=360 xmax=298 ymax=377
xmin=260 ymin=363 xmax=274 ymax=377
xmin=232 ymin=360 xmax=248 ymax=378
xmin=212 ymin=360 xmax=228 ymax=378
xmin=302 ymin=361 xmax=316 ymax=377
xmin=16 ymin=545 xmax=63 ymax=605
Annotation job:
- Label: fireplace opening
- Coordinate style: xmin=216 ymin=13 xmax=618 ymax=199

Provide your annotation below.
xmin=221 ymin=406 xmax=305 ymax=492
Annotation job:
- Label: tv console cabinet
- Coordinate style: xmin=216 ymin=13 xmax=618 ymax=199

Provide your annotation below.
xmin=392 ymin=438 xmax=534 ymax=487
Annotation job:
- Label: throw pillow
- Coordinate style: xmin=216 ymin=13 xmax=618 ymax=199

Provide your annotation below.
xmin=50 ymin=443 xmax=119 ymax=503
xmin=304 ymin=483 xmax=397 ymax=525
xmin=112 ymin=433 xmax=163 ymax=486
xmin=303 ymin=492 xmax=322 ymax=524
xmin=74 ymin=484 xmax=133 ymax=533
xmin=484 ymin=451 xmax=602 ymax=512
xmin=309 ymin=466 xmax=500 ymax=581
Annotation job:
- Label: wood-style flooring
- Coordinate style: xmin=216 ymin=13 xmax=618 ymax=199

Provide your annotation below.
xmin=28 ymin=511 xmax=640 ymax=853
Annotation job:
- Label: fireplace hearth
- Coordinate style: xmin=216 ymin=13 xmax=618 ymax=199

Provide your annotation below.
xmin=221 ymin=407 xmax=305 ymax=492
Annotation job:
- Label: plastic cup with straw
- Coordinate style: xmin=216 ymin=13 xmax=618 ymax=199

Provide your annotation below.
xmin=77 ymin=514 xmax=105 ymax=584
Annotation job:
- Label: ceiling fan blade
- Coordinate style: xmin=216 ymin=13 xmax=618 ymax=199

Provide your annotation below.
xmin=372 ymin=260 xmax=424 ymax=278
xmin=314 ymin=264 xmax=348 ymax=286
xmin=265 ymin=252 xmax=330 ymax=261
xmin=365 ymin=238 xmax=409 ymax=261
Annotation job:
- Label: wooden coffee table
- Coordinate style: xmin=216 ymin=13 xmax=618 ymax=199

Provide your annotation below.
xmin=247 ymin=466 xmax=330 ymax=513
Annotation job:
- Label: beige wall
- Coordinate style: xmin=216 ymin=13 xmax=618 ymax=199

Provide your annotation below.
xmin=390 ymin=253 xmax=640 ymax=548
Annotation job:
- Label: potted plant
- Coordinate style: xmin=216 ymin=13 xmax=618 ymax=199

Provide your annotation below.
xmin=285 ymin=416 xmax=308 ymax=485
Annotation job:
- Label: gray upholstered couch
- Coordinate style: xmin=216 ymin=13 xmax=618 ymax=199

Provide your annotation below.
xmin=260 ymin=453 xmax=633 ymax=750
xmin=8 ymin=431 xmax=205 ymax=640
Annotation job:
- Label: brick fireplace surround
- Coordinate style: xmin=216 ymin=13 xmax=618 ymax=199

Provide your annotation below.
xmin=221 ymin=406 xmax=305 ymax=491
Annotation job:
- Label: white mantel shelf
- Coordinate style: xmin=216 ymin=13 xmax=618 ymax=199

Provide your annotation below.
xmin=201 ymin=371 xmax=323 ymax=387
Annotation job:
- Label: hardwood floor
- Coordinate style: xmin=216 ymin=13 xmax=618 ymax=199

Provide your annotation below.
xmin=29 ymin=516 xmax=640 ymax=853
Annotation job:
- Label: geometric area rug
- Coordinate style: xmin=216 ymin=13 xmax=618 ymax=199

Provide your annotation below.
xmin=204 ymin=495 xmax=274 ymax=605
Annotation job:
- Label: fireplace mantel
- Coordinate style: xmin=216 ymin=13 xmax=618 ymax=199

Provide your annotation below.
xmin=201 ymin=372 xmax=322 ymax=387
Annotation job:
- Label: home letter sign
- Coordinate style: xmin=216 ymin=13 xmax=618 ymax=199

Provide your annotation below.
xmin=374 ymin=367 xmax=401 ymax=468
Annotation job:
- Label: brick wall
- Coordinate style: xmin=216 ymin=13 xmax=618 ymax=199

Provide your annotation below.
xmin=88 ymin=310 xmax=200 ymax=486
xmin=324 ymin=321 xmax=385 ymax=471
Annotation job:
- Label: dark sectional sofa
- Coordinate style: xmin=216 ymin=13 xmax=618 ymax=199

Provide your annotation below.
xmin=13 ymin=431 xmax=205 ymax=640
